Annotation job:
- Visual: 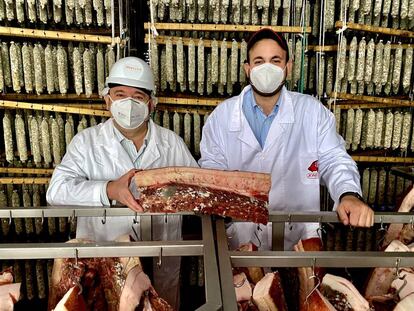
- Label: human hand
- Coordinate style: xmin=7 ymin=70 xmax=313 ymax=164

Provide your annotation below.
xmin=336 ymin=195 xmax=374 ymax=227
xmin=106 ymin=169 xmax=143 ymax=212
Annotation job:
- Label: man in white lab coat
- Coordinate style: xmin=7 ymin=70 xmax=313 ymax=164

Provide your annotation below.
xmin=47 ymin=57 xmax=197 ymax=308
xmin=199 ymin=29 xmax=374 ymax=251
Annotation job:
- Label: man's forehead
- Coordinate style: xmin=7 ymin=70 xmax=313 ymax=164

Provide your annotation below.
xmin=111 ymin=86 xmax=146 ymax=95
xmin=249 ymin=39 xmax=287 ymax=58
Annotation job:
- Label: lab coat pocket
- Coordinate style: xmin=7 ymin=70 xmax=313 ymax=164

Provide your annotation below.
xmin=299 ymin=156 xmax=319 ymax=185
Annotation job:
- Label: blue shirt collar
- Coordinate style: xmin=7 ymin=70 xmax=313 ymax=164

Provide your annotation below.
xmin=248 ymin=88 xmax=281 ymax=117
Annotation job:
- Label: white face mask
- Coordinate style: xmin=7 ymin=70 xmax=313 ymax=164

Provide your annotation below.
xmin=109 ymin=97 xmax=149 ymax=130
xmin=249 ymin=63 xmax=285 ymax=94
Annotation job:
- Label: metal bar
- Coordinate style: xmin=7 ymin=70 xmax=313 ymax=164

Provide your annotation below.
xmin=199 ymin=216 xmax=222 ymax=311
xmin=1 ymin=209 xmax=414 ymax=224
xmin=216 ymin=219 xmax=238 ymax=311
xmin=230 ymin=251 xmax=414 ymax=268
xmin=272 ymin=222 xmax=285 ymax=251
xmin=267 ymin=211 xmax=414 ymax=223
xmin=0 ymin=207 xmax=194 ymax=218
xmin=0 ymin=241 xmax=203 ymax=259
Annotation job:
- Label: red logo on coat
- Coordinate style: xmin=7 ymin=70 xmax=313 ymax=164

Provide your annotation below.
xmin=308 ymin=161 xmax=318 ymax=172
xmin=306 ymin=161 xmax=318 ymax=179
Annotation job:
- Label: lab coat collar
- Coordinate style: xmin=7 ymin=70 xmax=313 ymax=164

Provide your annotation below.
xmin=95 ymin=118 xmax=161 ymax=168
xmin=229 ymin=85 xmax=294 ymax=132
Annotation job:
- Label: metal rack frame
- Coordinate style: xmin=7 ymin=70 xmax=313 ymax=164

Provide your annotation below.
xmin=216 ymin=212 xmax=414 ymax=311
xmin=0 ymin=207 xmax=222 ymax=311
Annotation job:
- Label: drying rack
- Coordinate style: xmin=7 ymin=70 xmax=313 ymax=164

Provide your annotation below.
xmin=216 ymin=211 xmax=414 ymax=310
xmin=0 ymin=207 xmax=222 ymax=311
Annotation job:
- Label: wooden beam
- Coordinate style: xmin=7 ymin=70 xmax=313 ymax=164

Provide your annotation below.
xmin=158 ymin=96 xmax=221 ymax=106
xmin=352 ymin=156 xmax=414 ymax=163
xmin=332 ymin=93 xmax=413 ymax=107
xmin=157 ymin=106 xmax=213 ymax=115
xmin=0 ymin=26 xmax=120 ymax=44
xmin=145 ymin=35 xmax=243 ymax=48
xmin=308 ymin=43 xmax=413 ymax=52
xmin=0 ymin=100 xmax=111 ymax=117
xmin=335 ymin=21 xmax=414 ymax=38
xmin=145 ymin=23 xmax=311 ymax=33
xmin=0 ymin=178 xmax=50 ymax=184
xmin=0 ymin=168 xmax=54 ymax=175
xmin=0 ymin=93 xmax=101 ymax=102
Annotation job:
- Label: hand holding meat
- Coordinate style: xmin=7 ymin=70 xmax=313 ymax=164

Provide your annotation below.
xmin=107 ymin=169 xmax=143 ymax=212
xmin=336 ymin=195 xmax=374 ymax=227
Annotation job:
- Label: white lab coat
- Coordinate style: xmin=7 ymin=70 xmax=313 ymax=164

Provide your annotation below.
xmin=199 ymin=85 xmax=362 ymax=251
xmin=47 ymin=118 xmax=198 ymax=308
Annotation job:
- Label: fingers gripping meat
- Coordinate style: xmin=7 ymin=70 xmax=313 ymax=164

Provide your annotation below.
xmin=134 ymin=167 xmax=270 ymax=224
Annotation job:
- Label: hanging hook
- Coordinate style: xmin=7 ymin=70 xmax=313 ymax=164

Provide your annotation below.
xmin=41 ymin=210 xmax=44 ymax=226
xmin=157 ymin=247 xmax=163 ymax=268
xmin=8 ymin=210 xmax=12 ymax=226
xmin=234 ymin=275 xmax=247 ymax=288
xmin=395 ymin=274 xmax=408 ymax=299
xmin=316 ymin=217 xmax=326 ymax=246
xmin=101 ymin=209 xmax=106 ymax=225
xmin=379 ymin=216 xmax=386 ymax=232
xmin=305 ymin=258 xmax=321 ymax=303
xmin=133 ymin=212 xmax=138 ymax=224
xmin=74 ymin=248 xmax=79 ymax=268
xmin=287 ymin=214 xmax=292 ymax=230
xmin=395 ymin=258 xmax=402 ymax=279
xmin=165 ymin=213 xmax=168 ymax=224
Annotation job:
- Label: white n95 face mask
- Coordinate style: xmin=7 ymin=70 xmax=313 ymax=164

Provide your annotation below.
xmin=249 ymin=63 xmax=285 ymax=95
xmin=110 ymin=97 xmax=149 ymax=130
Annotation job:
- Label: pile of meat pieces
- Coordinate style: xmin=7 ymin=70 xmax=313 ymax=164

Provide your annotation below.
xmin=232 ymin=186 xmax=414 ymax=311
xmin=0 ymin=267 xmax=20 ymax=311
xmin=363 ymin=186 xmax=414 ymax=310
xmin=134 ymin=167 xmax=271 ymax=224
xmin=49 ymin=235 xmax=172 ymax=311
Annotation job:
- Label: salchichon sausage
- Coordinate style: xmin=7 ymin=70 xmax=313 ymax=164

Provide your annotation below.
xmin=134 ymin=167 xmax=270 ymax=224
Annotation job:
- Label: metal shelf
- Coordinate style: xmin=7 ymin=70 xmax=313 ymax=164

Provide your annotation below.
xmin=216 ymin=212 xmax=414 ymax=311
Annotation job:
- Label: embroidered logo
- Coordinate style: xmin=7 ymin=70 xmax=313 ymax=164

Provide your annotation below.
xmin=306 ymin=160 xmax=318 ymax=179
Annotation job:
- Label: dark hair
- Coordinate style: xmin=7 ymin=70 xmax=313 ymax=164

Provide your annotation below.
xmin=246 ymin=28 xmax=290 ymax=63
xmin=108 ymin=83 xmax=152 ymax=96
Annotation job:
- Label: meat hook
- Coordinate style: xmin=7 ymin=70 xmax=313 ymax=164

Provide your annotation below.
xmin=8 ymin=210 xmax=12 ymax=226
xmin=101 ymin=209 xmax=106 ymax=225
xmin=133 ymin=212 xmax=138 ymax=224
xmin=157 ymin=247 xmax=163 ymax=268
xmin=316 ymin=217 xmax=326 ymax=247
xmin=305 ymin=258 xmax=321 ymax=304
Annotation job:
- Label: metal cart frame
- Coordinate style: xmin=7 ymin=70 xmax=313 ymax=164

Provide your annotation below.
xmin=216 ymin=211 xmax=414 ymax=310
xmin=0 ymin=207 xmax=222 ymax=311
